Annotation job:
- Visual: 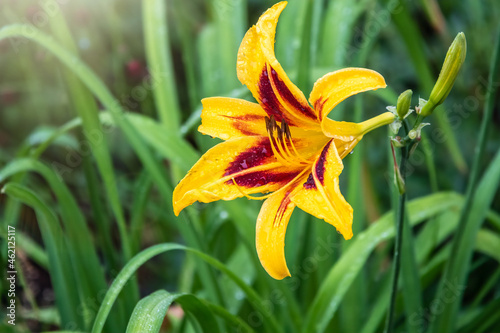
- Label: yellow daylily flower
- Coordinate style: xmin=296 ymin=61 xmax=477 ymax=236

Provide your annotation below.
xmin=173 ymin=1 xmax=395 ymax=280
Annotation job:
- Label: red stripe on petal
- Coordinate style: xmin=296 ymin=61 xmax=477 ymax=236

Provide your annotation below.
xmin=231 ymin=171 xmax=299 ymax=188
xmin=315 ymin=98 xmax=326 ymax=121
xmin=224 ymin=114 xmax=265 ymax=136
xmin=269 ymin=66 xmax=316 ymax=120
xmin=303 ymin=173 xmax=316 ymax=189
xmin=314 ymin=140 xmax=332 ymax=185
xmin=275 ymin=192 xmax=292 ymax=225
xmin=258 ymin=67 xmax=287 ymax=122
xmin=224 ymin=138 xmax=273 ymax=176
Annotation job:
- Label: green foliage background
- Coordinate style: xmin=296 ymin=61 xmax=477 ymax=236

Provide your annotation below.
xmin=0 ymin=0 xmax=499 ymax=332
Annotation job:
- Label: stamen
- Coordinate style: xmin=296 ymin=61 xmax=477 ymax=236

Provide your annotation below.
xmin=266 ymin=116 xmax=292 ymax=166
xmin=275 ymin=124 xmax=291 ymax=163
xmin=265 ymin=116 xmax=310 ymax=166
xmin=281 ymin=120 xmax=310 ymax=164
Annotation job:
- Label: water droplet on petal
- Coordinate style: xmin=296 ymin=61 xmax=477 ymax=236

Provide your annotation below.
xmin=240 ymin=160 xmax=248 ymax=169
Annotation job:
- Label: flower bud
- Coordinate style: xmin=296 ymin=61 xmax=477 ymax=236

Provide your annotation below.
xmin=397 ymin=89 xmax=413 ymax=119
xmin=420 ymin=32 xmax=466 ymax=117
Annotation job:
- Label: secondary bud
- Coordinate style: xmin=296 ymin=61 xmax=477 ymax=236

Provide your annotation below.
xmin=397 ymin=89 xmax=413 ymax=119
xmin=420 ymin=32 xmax=466 ymax=117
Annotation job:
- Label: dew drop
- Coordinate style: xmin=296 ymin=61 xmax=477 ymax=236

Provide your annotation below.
xmin=350 ymin=150 xmax=354 ymax=155
xmin=262 ymin=98 xmax=268 ymax=104
xmin=240 ymin=160 xmax=248 ymax=169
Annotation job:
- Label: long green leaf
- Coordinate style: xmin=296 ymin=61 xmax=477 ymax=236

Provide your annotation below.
xmin=143 ymin=0 xmax=181 ymax=130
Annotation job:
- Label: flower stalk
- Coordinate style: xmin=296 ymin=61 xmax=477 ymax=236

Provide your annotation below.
xmin=384 ymin=143 xmax=409 ymax=333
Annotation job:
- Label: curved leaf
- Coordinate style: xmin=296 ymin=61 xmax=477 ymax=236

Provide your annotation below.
xmin=92 ymin=243 xmax=281 ymax=333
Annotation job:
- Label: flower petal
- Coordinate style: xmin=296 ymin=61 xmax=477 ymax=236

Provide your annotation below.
xmin=256 ymin=189 xmax=296 ymax=279
xmin=309 ymin=68 xmax=386 ymax=138
xmin=237 ymin=1 xmax=319 ymax=130
xmin=291 ymin=140 xmax=353 ymax=239
xmin=173 ymin=136 xmax=304 ymax=215
xmin=199 ymin=97 xmax=268 ymax=140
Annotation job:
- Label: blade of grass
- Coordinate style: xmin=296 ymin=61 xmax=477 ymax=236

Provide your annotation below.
xmin=129 ymin=171 xmax=153 ymax=253
xmin=474 ymin=229 xmax=500 ymax=262
xmin=125 ymin=290 xmax=218 ymax=333
xmin=81 ymin=155 xmax=118 ymax=269
xmin=209 ymin=0 xmax=245 ymax=92
xmin=430 ymin=28 xmax=500 ymax=333
xmin=143 ymin=0 xmax=181 ymax=130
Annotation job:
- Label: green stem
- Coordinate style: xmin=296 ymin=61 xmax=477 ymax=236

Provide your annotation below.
xmin=384 ymin=145 xmax=409 ymax=333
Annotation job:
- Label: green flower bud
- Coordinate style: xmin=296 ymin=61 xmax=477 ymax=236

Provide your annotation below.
xmin=397 ymin=89 xmax=413 ymax=119
xmin=420 ymin=32 xmax=466 ymax=117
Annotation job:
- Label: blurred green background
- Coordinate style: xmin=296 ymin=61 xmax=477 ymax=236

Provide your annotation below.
xmin=0 ymin=0 xmax=499 ymax=332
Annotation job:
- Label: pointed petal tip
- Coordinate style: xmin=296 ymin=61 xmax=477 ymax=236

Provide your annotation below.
xmin=341 ymin=229 xmax=353 ymax=240
xmin=268 ymin=269 xmax=291 ymax=280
